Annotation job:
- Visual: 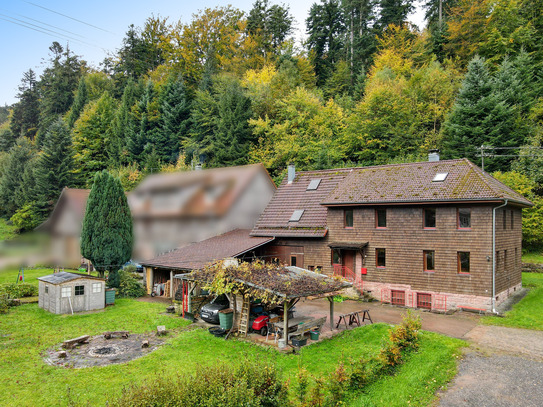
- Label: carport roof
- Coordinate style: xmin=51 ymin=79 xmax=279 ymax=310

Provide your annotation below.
xmin=38 ymin=272 xmax=105 ymax=285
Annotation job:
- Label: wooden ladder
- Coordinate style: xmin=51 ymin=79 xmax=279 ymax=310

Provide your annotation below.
xmin=239 ymin=296 xmax=251 ymax=336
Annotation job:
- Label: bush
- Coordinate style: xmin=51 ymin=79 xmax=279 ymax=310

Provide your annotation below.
xmin=109 ymin=361 xmax=288 ymax=407
xmin=117 ymin=269 xmax=145 ymax=298
xmin=0 ymin=295 xmax=8 ymax=314
xmin=379 ymin=310 xmax=421 ymax=368
xmin=0 ymin=283 xmax=38 ymax=299
xmin=107 ymin=270 xmax=120 ymax=289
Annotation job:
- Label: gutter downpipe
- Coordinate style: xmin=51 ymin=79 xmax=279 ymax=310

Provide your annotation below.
xmin=492 ymin=199 xmax=508 ymax=313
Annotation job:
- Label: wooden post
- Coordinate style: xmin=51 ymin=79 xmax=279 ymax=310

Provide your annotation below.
xmin=187 ymin=282 xmax=193 ymax=313
xmin=169 ymin=271 xmax=174 ymax=297
xmin=283 ymin=299 xmax=289 ymax=342
xmin=328 ymin=296 xmax=334 ymax=331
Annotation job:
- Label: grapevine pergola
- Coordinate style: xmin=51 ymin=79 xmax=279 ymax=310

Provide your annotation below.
xmin=176 ymin=261 xmax=352 ymax=335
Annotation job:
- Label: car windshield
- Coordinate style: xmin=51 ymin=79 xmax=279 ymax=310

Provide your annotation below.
xmin=212 ymin=294 xmax=228 ymax=305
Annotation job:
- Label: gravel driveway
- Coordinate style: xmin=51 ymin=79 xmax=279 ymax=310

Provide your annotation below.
xmin=439 ymin=352 xmax=543 ymax=407
xmin=439 ymin=325 xmax=543 ymax=406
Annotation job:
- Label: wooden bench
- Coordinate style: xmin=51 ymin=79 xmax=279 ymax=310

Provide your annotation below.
xmin=336 ymin=310 xmax=373 ymax=329
xmin=287 ymin=316 xmax=327 ymax=341
xmin=62 ymin=335 xmax=90 ymax=349
xmin=103 ymin=331 xmax=129 ymax=339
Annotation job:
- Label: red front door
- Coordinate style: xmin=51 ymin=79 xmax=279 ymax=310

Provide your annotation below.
xmin=343 ymin=250 xmax=355 ymax=275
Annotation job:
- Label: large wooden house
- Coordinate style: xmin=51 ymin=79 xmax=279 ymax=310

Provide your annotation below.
xmin=250 ymin=157 xmax=532 ymax=312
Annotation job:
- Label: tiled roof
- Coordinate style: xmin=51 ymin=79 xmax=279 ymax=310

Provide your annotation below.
xmin=38 ymin=271 xmax=104 ymax=284
xmin=323 ymin=159 xmax=533 ymax=206
xmin=251 ymin=168 xmax=353 ymax=237
xmin=252 ymin=159 xmax=532 ymax=238
xmin=141 ymin=229 xmax=274 ymax=270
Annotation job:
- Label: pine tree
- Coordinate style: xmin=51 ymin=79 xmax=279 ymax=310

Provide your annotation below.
xmin=0 ymin=138 xmax=36 ymax=217
xmin=33 ymin=119 xmax=75 ymax=220
xmin=80 ymin=170 xmax=133 ymax=278
xmin=442 ymin=56 xmax=517 ymax=171
xmin=212 ymin=79 xmax=253 ymax=167
xmin=128 ymin=80 xmax=160 ymax=163
xmin=9 ymin=69 xmax=40 ymax=141
xmin=73 ymin=92 xmax=117 ymax=183
xmin=110 ymin=80 xmax=139 ymax=166
xmin=378 ymin=0 xmax=415 ymax=30
xmin=157 ymin=75 xmax=191 ymax=163
xmin=67 ymin=77 xmax=88 ymax=128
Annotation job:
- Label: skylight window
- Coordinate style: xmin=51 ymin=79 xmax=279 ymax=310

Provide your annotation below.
xmin=432 ymin=173 xmax=448 ymax=182
xmin=289 ymin=209 xmax=304 ymax=222
xmin=307 ymin=179 xmax=321 ymax=190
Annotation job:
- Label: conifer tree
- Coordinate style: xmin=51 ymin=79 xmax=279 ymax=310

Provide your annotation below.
xmin=67 ymin=77 xmax=88 ymax=128
xmin=157 ymin=75 xmax=191 ymax=163
xmin=80 ymin=170 xmax=133 ymax=279
xmin=442 ymin=56 xmax=517 ymax=171
xmin=0 ymin=138 xmax=36 ymax=217
xmin=110 ymin=80 xmax=139 ymax=166
xmin=33 ymin=119 xmax=75 ymax=219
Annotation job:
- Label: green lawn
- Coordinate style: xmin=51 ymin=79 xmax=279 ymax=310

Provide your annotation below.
xmin=0 ymin=218 xmax=16 ymax=241
xmin=0 ymin=267 xmax=55 ymax=285
xmin=349 ymin=332 xmax=463 ymax=407
xmin=0 ymin=299 xmax=465 ymax=407
xmin=522 ymin=251 xmax=543 ymax=264
xmin=482 ymin=273 xmax=543 ymax=330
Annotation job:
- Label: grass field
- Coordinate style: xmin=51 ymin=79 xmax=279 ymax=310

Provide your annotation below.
xmin=0 ymin=219 xmax=16 ymax=241
xmin=522 ymin=251 xmax=543 ymax=264
xmin=482 ymin=273 xmax=543 ymax=330
xmin=0 ymin=267 xmax=55 ymax=285
xmin=0 ymin=298 xmax=465 ymax=407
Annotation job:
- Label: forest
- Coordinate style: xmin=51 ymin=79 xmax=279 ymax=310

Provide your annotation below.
xmin=0 ymin=0 xmax=542 ymax=246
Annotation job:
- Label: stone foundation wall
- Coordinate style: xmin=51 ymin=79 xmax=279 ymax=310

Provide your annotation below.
xmin=362 ymin=281 xmax=522 ymax=311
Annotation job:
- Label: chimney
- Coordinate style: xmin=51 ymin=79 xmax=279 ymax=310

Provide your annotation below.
xmin=195 ymin=163 xmax=202 ymax=171
xmin=287 ymin=163 xmax=296 ymax=184
xmin=428 ymin=149 xmax=440 ymax=162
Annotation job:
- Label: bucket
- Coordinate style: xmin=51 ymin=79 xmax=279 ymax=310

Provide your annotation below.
xmin=310 ymin=330 xmax=320 ymax=341
xmin=278 ymin=339 xmax=286 ymax=349
xmin=219 ymin=309 xmax=233 ymax=330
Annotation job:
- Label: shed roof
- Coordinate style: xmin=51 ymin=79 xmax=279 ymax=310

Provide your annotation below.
xmin=141 ymin=229 xmax=274 ymax=271
xmin=38 ymin=271 xmax=105 ymax=285
xmin=177 ymin=265 xmax=351 ymax=299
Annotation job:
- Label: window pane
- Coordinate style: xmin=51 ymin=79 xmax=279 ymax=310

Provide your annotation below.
xmin=424 ymin=208 xmax=436 ymax=228
xmin=75 ymin=285 xmax=84 ymax=296
xmin=61 ymin=287 xmax=71 ymax=297
xmin=345 ymin=210 xmax=353 ymax=227
xmin=376 ymin=209 xmax=387 ymax=228
xmin=458 ymin=208 xmax=471 ymax=228
xmin=92 ymin=283 xmax=102 ymax=293
xmin=424 ymin=250 xmax=435 ymax=271
xmin=376 ymin=248 xmax=386 ymax=267
xmin=290 ymin=256 xmax=297 ymax=267
xmin=458 ymin=252 xmax=470 ymax=273
xmin=332 ymin=249 xmax=341 ymax=264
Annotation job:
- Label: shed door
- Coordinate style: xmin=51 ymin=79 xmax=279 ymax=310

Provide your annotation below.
xmin=72 ymin=284 xmax=86 ymax=312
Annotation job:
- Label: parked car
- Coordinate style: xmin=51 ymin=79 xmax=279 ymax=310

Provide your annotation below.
xmin=200 ymin=294 xmax=230 ymax=324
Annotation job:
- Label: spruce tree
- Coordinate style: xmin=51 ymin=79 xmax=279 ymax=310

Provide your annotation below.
xmin=80 ymin=171 xmax=133 ymax=279
xmin=67 ymin=77 xmax=88 ymax=128
xmin=157 ymin=76 xmax=191 ymax=163
xmin=213 ymin=79 xmax=253 ymax=167
xmin=110 ymin=80 xmax=138 ymax=166
xmin=33 ymin=119 xmax=75 ymax=219
xmin=442 ymin=56 xmax=517 ymax=171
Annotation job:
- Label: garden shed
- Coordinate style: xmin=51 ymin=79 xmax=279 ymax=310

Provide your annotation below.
xmin=38 ymin=272 xmax=106 ymax=314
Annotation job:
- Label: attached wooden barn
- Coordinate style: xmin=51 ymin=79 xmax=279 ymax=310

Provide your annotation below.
xmin=38 ymin=272 xmax=106 ymax=314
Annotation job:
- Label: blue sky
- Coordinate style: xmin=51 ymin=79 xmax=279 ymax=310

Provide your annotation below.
xmin=0 ymin=0 xmax=425 ymax=106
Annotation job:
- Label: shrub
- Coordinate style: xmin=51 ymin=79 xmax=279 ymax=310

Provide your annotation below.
xmin=117 ymin=269 xmax=145 ymax=298
xmin=379 ymin=310 xmax=421 ymax=368
xmin=0 ymin=294 xmax=8 ymax=314
xmin=109 ymin=361 xmax=288 ymax=407
xmin=0 ymin=283 xmax=38 ymax=299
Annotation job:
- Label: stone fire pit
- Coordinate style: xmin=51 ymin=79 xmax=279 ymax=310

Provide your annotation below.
xmin=44 ymin=333 xmax=164 ymax=368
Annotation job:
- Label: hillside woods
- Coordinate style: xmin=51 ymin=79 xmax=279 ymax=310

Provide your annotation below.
xmin=1 ymin=0 xmax=543 ymax=247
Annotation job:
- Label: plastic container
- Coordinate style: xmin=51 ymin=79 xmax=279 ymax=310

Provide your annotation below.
xmin=291 ymin=337 xmax=307 ymax=347
xmin=219 ymin=309 xmax=234 ymax=330
xmin=310 ymin=330 xmax=320 ymax=341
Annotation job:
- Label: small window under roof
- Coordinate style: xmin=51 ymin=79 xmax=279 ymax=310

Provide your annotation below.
xmin=307 ymin=179 xmax=322 ymax=190
xmin=289 ymin=209 xmax=305 ymax=222
xmin=433 ymin=172 xmax=448 ymax=182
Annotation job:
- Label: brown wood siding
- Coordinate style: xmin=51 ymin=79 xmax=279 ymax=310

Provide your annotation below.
xmin=494 ymin=207 xmax=523 ymax=296
xmin=261 ymin=204 xmax=525 ymax=298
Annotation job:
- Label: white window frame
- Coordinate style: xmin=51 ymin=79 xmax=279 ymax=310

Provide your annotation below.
xmin=61 ymin=286 xmax=72 ymax=298
xmin=92 ymin=283 xmax=102 ymax=293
